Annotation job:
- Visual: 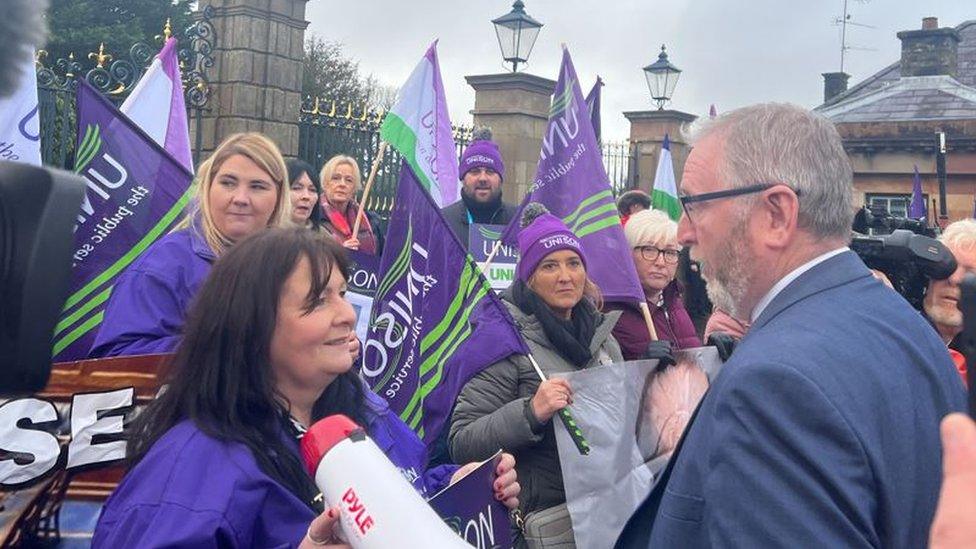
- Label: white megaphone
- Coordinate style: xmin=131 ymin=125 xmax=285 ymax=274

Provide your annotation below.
xmin=301 ymin=414 xmax=474 ymax=548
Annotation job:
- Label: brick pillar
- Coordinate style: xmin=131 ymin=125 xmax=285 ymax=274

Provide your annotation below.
xmin=192 ymin=0 xmax=308 ymax=159
xmin=466 ymin=73 xmax=556 ymax=203
xmin=623 ymin=110 xmax=698 ymax=192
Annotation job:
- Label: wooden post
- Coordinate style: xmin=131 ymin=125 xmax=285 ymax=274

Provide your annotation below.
xmin=638 ymin=301 xmax=659 ymax=341
xmin=352 ymin=141 xmax=388 ymax=238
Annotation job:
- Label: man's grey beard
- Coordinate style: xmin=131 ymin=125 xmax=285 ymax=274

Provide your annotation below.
xmin=924 ymin=299 xmax=963 ymax=334
xmin=0 ymin=0 xmax=49 ymax=98
xmin=698 ymin=213 xmax=754 ymax=320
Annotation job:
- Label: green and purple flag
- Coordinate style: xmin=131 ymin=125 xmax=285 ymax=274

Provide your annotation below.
xmin=380 ymin=41 xmax=459 ymax=207
xmin=362 ymin=162 xmax=528 ymax=446
xmin=52 ymin=80 xmax=194 ymax=361
xmin=652 ymin=134 xmax=681 ymax=221
xmin=502 ymin=47 xmax=644 ymax=304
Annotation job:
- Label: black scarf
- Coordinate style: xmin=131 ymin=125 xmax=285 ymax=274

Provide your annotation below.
xmin=510 ymin=279 xmax=598 ymax=367
xmin=461 ymin=191 xmax=505 ymax=223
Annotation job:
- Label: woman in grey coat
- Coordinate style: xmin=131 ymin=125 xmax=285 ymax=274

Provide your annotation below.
xmin=449 ymin=205 xmax=623 ymax=544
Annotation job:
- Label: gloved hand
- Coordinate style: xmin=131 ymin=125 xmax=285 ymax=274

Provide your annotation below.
xmin=706 ymin=331 xmax=737 ymax=362
xmin=643 ymin=340 xmax=675 ymax=369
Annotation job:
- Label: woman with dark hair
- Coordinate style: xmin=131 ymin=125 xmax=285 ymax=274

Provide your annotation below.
xmin=287 ymin=158 xmax=324 ymax=230
xmin=93 ymin=229 xmax=520 ymax=547
xmin=450 ymin=204 xmax=623 ymax=547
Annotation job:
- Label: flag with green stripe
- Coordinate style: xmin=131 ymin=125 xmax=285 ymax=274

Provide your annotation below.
xmin=53 ymin=79 xmax=193 ymax=361
xmin=362 ymin=161 xmax=528 ymax=448
xmin=651 ymin=134 xmax=682 ymax=221
xmin=501 ymin=47 xmax=644 ymax=303
xmin=379 ymin=41 xmax=458 ymax=207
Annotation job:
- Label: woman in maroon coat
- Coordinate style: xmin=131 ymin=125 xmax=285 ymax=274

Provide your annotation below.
xmin=606 ymin=209 xmax=700 ymax=360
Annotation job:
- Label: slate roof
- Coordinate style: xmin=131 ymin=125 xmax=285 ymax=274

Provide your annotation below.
xmin=815 ymin=20 xmax=976 ymax=123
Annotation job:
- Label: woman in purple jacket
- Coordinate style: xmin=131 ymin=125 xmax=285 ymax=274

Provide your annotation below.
xmin=93 ymin=228 xmax=520 ymax=547
xmin=89 ymin=133 xmax=289 ymax=358
xmin=605 ymin=209 xmax=700 ymax=360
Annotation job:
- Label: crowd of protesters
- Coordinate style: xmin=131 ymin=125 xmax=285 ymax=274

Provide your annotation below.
xmin=81 ymin=104 xmax=976 ymax=549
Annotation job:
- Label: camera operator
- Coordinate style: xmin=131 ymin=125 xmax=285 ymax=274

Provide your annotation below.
xmin=923 ymin=219 xmax=976 ymax=386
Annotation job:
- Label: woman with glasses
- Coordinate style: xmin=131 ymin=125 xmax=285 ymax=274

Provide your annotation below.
xmin=606 ymin=209 xmax=700 ymax=360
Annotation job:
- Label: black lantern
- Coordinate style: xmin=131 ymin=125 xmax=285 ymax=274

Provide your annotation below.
xmin=492 ymin=0 xmax=543 ymax=72
xmin=643 ymin=45 xmax=681 ymax=109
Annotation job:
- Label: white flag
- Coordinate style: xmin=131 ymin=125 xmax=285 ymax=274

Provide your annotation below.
xmin=0 ymin=59 xmax=41 ymax=166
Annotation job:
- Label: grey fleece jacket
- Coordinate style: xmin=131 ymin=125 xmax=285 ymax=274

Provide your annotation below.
xmin=449 ymin=298 xmax=623 ymax=515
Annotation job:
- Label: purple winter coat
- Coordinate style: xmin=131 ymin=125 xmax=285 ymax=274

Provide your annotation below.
xmin=89 ymin=228 xmax=215 ymax=358
xmin=93 ymin=390 xmax=458 ymax=547
xmin=606 ymin=280 xmax=701 ymax=360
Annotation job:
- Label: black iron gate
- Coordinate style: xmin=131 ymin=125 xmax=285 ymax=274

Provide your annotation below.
xmin=35 ymin=7 xmax=216 ymax=170
xmin=297 ymin=98 xmax=472 ymax=227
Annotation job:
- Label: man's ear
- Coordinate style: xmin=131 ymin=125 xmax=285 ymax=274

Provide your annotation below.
xmin=759 ymin=187 xmax=800 ymax=249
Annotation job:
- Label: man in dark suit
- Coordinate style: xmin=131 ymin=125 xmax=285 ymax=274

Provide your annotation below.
xmin=616 ymin=103 xmax=966 ymax=548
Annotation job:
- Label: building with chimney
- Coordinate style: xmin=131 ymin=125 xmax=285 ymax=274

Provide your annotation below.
xmin=815 ymin=17 xmax=976 ymax=224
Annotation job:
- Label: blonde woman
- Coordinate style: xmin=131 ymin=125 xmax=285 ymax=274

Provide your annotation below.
xmin=606 ymin=209 xmax=700 ymax=360
xmin=319 ymin=155 xmax=382 ymax=255
xmin=89 ymin=132 xmax=288 ymax=357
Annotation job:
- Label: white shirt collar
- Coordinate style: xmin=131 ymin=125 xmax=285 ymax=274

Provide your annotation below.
xmin=750 ymin=247 xmax=849 ymax=322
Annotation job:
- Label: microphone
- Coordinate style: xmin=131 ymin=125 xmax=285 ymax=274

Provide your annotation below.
xmin=300 ymin=414 xmax=473 ymax=548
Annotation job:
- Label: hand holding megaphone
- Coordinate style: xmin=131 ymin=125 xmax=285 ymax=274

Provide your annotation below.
xmin=300 ymin=506 xmax=350 ymax=548
xmin=301 ymin=414 xmax=475 ymax=548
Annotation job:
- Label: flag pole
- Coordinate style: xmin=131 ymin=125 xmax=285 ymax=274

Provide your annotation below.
xmin=353 ymin=141 xmax=388 ymax=238
xmin=526 ymin=353 xmax=590 ymax=456
xmin=479 ymin=240 xmax=505 ymax=278
xmin=638 ymin=301 xmax=659 ymax=341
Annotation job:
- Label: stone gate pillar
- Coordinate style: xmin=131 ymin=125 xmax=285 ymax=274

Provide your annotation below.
xmin=466 ymin=73 xmax=556 ymax=202
xmin=623 ymin=110 xmax=697 ymax=192
xmin=192 ymin=0 xmax=309 ymax=159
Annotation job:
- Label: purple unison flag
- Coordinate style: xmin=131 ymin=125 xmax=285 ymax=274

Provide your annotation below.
xmin=52 ymin=80 xmax=194 ymax=361
xmin=362 ymin=161 xmax=529 ymax=447
xmin=584 ymin=76 xmax=603 ymax=145
xmin=502 ymin=48 xmax=644 ymax=304
xmin=909 ymin=165 xmax=926 ymax=221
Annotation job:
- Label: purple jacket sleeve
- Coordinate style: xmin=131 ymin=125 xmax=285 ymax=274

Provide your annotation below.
xmin=88 ymin=266 xmax=186 ymax=358
xmin=92 ymin=504 xmax=243 ymax=548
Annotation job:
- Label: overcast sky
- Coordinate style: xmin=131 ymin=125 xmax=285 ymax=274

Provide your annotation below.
xmin=306 ymin=1 xmax=974 ymax=142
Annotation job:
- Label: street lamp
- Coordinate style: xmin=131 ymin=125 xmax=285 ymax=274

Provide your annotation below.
xmin=492 ymin=0 xmax=543 ymax=72
xmin=643 ymin=45 xmax=681 ymax=110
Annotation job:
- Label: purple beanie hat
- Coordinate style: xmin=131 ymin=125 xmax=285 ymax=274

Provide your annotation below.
xmin=517 ymin=213 xmax=588 ymax=282
xmin=459 ymin=139 xmax=505 ymax=181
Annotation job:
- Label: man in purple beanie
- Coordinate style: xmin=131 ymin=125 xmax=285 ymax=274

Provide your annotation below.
xmin=441 ymin=128 xmax=519 ymax=249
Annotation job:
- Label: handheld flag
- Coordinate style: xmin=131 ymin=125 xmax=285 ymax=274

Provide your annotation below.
xmin=121 ymin=38 xmax=193 ymax=172
xmin=52 ymin=80 xmax=194 ymax=361
xmin=362 ymin=162 xmax=528 ymax=446
xmin=652 ymin=134 xmax=681 ymax=221
xmin=501 ymin=47 xmax=644 ymax=304
xmin=909 ymin=165 xmax=926 ymax=221
xmin=0 ymin=59 xmax=41 ymax=165
xmin=380 ymin=41 xmax=459 ymax=206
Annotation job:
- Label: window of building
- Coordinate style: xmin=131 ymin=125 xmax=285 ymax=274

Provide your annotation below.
xmin=865 ymin=192 xmax=929 ymax=219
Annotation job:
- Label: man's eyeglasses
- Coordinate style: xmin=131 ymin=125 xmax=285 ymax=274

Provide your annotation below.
xmin=679 ymin=183 xmax=801 ymax=219
xmin=635 ymin=246 xmax=681 ymax=264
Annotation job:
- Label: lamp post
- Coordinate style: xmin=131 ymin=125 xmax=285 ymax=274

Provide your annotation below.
xmin=643 ymin=45 xmax=682 ymax=110
xmin=492 ymin=0 xmax=543 ymax=72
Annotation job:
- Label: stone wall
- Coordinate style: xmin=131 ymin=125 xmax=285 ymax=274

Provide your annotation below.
xmin=191 ymin=0 xmax=308 ymax=159
xmin=467 ymin=73 xmax=555 ymax=203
